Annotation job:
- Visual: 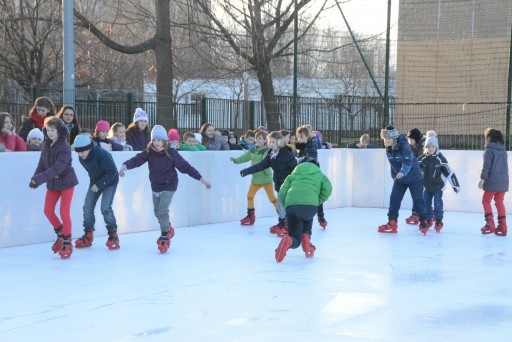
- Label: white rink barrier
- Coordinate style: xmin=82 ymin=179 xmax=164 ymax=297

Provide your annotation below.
xmin=0 ymin=149 xmax=504 ymax=247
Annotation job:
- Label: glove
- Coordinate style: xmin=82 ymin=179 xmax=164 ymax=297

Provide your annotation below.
xmin=478 ymin=179 xmax=484 ymax=189
xmin=29 ymin=180 xmax=38 ymax=189
xmin=119 ymin=164 xmax=127 ymax=177
xmin=240 ymin=169 xmax=248 ymax=177
xmin=453 ymin=187 xmax=460 ymax=194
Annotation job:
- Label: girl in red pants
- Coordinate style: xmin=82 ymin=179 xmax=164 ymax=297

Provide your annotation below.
xmin=30 ymin=117 xmax=78 ymax=258
xmin=479 ymin=128 xmax=509 ymax=236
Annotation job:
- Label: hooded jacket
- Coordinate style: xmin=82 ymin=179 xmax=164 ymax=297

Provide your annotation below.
xmin=481 ymin=141 xmax=509 ymax=192
xmin=385 ymin=135 xmax=423 ymax=184
xmin=78 ymin=142 xmax=119 ymax=189
xmin=233 ymin=145 xmax=272 ymax=185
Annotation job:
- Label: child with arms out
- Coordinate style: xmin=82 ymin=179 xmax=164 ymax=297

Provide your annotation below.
xmin=240 ymin=131 xmax=297 ymax=236
xmin=230 ymin=130 xmax=278 ymax=225
xmin=119 ymin=125 xmax=212 ymax=253
xmin=275 ymin=157 xmax=332 ymax=262
xmin=417 ymin=131 xmax=460 ymax=233
xmin=73 ymin=135 xmax=121 ymax=250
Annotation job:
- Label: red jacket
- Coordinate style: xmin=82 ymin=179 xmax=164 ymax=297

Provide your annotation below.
xmin=0 ymin=133 xmax=27 ymax=151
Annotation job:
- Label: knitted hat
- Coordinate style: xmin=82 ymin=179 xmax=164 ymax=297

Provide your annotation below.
xmin=407 ymin=128 xmax=422 ymax=144
xmin=167 ymin=128 xmax=180 ymax=142
xmin=151 ymin=125 xmax=168 ymax=141
xmin=425 ymin=131 xmax=439 ymax=148
xmin=380 ymin=125 xmax=400 ymax=139
xmin=228 ymin=131 xmax=237 ymax=139
xmin=27 ymin=128 xmax=44 ymax=142
xmin=74 ymin=134 xmax=93 ymax=152
xmin=95 ymin=120 xmax=110 ymax=132
xmin=133 ymin=108 xmax=148 ymax=123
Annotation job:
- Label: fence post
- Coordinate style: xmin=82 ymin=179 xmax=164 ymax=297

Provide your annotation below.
xmin=201 ymin=97 xmax=208 ymax=125
xmin=127 ymin=93 xmax=133 ymax=124
xmin=249 ymin=101 xmax=255 ymax=129
xmin=31 ymin=85 xmax=40 ymax=102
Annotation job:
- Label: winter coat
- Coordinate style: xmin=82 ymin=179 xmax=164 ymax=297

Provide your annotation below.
xmin=296 ymin=138 xmax=318 ymax=160
xmin=385 ymin=135 xmax=423 ymax=184
xmin=279 ymin=162 xmax=332 ymax=208
xmin=229 ymin=143 xmax=244 ymax=150
xmin=233 ymin=145 xmax=272 ymax=185
xmin=239 ymin=139 xmax=256 ymax=151
xmin=480 ymin=141 xmax=509 ymax=192
xmin=0 ymin=133 xmax=27 ymax=151
xmin=240 ymin=146 xmax=297 ymax=191
xmin=203 ymin=135 xmax=229 ymax=151
xmin=123 ymin=147 xmax=202 ymax=192
xmin=111 ymin=136 xmax=133 ymax=151
xmin=126 ymin=130 xmax=150 ymax=151
xmin=178 ymin=143 xmax=206 ymax=151
xmin=79 ymin=143 xmax=119 ymax=190
xmin=26 ymin=143 xmax=42 ymax=151
xmin=31 ymin=125 xmax=78 ymax=190
xmin=18 ymin=111 xmax=52 ymax=141
xmin=418 ymin=151 xmax=460 ymax=193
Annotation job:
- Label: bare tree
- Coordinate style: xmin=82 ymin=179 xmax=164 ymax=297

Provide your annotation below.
xmin=192 ymin=0 xmax=329 ymax=130
xmin=0 ymin=0 xmax=62 ymax=94
xmin=73 ymin=0 xmax=176 ymax=127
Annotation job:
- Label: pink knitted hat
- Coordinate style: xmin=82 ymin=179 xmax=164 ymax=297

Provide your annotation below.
xmin=167 ymin=129 xmax=180 ymax=142
xmin=95 ymin=120 xmax=110 ymax=132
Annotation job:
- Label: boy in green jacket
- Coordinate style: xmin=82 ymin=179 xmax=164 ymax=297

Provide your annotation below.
xmin=275 ymin=157 xmax=332 ymax=262
xmin=230 ymin=130 xmax=278 ymax=225
xmin=178 ymin=131 xmax=206 ymax=151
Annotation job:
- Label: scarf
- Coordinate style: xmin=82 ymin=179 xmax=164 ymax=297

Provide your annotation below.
xmin=29 ymin=110 xmax=47 ymax=129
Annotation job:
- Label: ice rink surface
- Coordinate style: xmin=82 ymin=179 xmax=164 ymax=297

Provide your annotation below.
xmin=1 ymin=207 xmax=512 ymax=342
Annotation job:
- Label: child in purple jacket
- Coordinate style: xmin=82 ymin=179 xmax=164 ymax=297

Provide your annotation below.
xmin=119 ymin=125 xmax=212 ymax=253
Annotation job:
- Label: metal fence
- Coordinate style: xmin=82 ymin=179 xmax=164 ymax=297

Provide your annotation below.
xmin=1 ymin=87 xmax=509 ymax=150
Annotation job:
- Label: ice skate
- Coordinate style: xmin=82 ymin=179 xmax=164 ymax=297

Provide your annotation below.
xmin=75 ymin=228 xmax=94 ymax=248
xmin=419 ymin=220 xmax=429 ymax=235
xmin=59 ymin=235 xmax=73 ymax=259
xmin=405 ymin=214 xmax=419 ymax=224
xmin=51 ymin=225 xmax=64 ymax=253
xmin=317 ymin=215 xmax=328 ymax=229
xmin=275 ymin=235 xmax=292 ymax=262
xmin=495 ymin=216 xmax=507 ymax=236
xmin=276 ymin=218 xmax=288 ymax=237
xmin=426 ymin=219 xmax=433 ymax=228
xmin=157 ymin=230 xmax=173 ymax=253
xmin=270 ymin=218 xmax=287 ymax=235
xmin=301 ymin=233 xmax=316 ymax=258
xmin=240 ymin=208 xmax=255 ymax=226
xmin=106 ymin=229 xmax=120 ymax=250
xmin=481 ymin=213 xmax=496 ymax=234
xmin=378 ymin=219 xmax=397 ymax=233
xmin=434 ymin=219 xmax=443 ymax=233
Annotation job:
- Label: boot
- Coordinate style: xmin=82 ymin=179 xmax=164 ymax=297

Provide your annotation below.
xmin=426 ymin=219 xmax=433 ymax=228
xmin=378 ymin=219 xmax=397 ymax=233
xmin=59 ymin=235 xmax=73 ymax=259
xmin=434 ymin=219 xmax=443 ymax=233
xmin=75 ymin=228 xmax=94 ymax=248
xmin=301 ymin=233 xmax=316 ymax=258
xmin=51 ymin=225 xmax=64 ymax=253
xmin=157 ymin=229 xmax=173 ymax=253
xmin=405 ymin=214 xmax=419 ymax=224
xmin=276 ymin=218 xmax=288 ymax=237
xmin=419 ymin=219 xmax=429 ymax=235
xmin=240 ymin=208 xmax=256 ymax=225
xmin=481 ymin=213 xmax=496 ymax=234
xmin=106 ymin=229 xmax=120 ymax=250
xmin=317 ymin=215 xmax=328 ymax=229
xmin=275 ymin=235 xmax=293 ymax=262
xmin=495 ymin=216 xmax=507 ymax=236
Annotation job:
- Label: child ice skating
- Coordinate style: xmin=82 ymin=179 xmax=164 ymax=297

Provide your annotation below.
xmin=275 ymin=157 xmax=332 ymax=262
xmin=378 ymin=126 xmax=429 ymax=234
xmin=230 ymin=130 xmax=278 ymax=225
xmin=479 ymin=128 xmax=509 ymax=236
xmin=74 ymin=135 xmax=121 ymax=249
xmin=240 ymin=131 xmax=297 ymax=236
xmin=119 ymin=125 xmax=212 ymax=253
xmin=29 ymin=117 xmax=78 ymax=258
xmin=418 ymin=131 xmax=460 ymax=233
xmin=404 ymin=128 xmax=425 ymax=224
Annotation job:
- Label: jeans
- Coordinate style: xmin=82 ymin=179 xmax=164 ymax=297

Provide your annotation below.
xmin=286 ymin=205 xmax=318 ymax=249
xmin=388 ymin=180 xmax=426 ymax=221
xmin=423 ymin=190 xmax=443 ymax=220
xmin=83 ymin=185 xmax=117 ymax=231
xmin=152 ymin=191 xmax=175 ymax=232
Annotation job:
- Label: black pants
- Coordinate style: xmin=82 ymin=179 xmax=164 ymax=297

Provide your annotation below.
xmin=286 ymin=205 xmax=318 ymax=249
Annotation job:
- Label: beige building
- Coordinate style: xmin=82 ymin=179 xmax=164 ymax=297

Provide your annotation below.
xmin=395 ymin=0 xmax=511 ymax=135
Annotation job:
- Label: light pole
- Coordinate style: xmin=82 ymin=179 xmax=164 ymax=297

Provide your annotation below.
xmin=63 ymin=0 xmax=75 ymax=106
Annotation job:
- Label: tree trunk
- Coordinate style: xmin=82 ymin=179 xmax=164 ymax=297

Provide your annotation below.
xmin=155 ymin=0 xmax=175 ymax=128
xmin=256 ymin=62 xmax=280 ymax=131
